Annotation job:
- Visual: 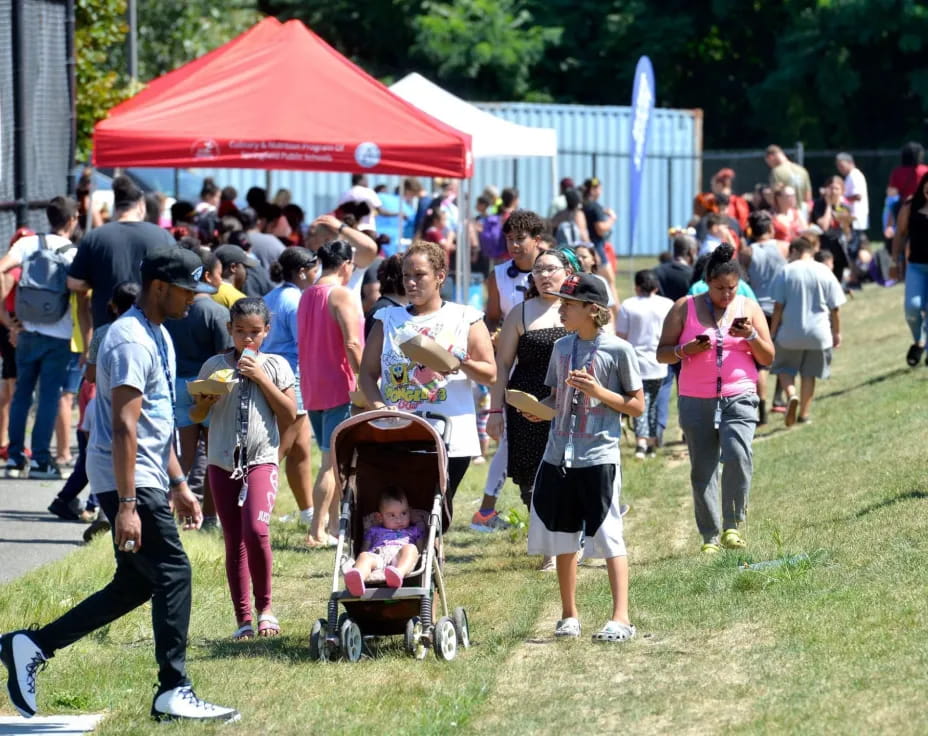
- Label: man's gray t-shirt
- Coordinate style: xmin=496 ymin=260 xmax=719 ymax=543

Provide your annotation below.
xmin=198 ymin=352 xmax=295 ymax=472
xmin=747 ymin=241 xmax=786 ymax=316
xmin=771 ymin=259 xmax=846 ymax=350
xmin=542 ymin=332 xmax=642 ymax=468
xmin=87 ymin=306 xmax=175 ymax=493
xmin=247 ymin=232 xmax=285 ymax=271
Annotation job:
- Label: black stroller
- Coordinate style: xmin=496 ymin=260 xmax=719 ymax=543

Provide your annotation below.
xmin=309 ymin=410 xmax=470 ymax=662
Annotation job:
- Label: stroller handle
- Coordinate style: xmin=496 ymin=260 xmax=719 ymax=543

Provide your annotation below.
xmin=417 ymin=411 xmax=452 ymax=448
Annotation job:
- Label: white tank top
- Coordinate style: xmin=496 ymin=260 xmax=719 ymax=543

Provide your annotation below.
xmin=494 ymin=260 xmax=532 ymax=319
xmin=373 ymin=302 xmax=484 ymax=458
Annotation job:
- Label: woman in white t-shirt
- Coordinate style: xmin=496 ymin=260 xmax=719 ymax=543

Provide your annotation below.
xmin=360 ymin=240 xmax=496 ymax=516
xmin=616 ymin=270 xmax=674 ymax=458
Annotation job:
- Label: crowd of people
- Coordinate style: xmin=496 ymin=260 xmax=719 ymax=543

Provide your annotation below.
xmin=0 ymin=136 xmax=924 ymax=722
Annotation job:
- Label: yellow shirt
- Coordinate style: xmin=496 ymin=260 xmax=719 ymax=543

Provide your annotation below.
xmin=212 ymin=282 xmax=247 ymax=310
xmin=70 ymin=291 xmax=87 ymax=354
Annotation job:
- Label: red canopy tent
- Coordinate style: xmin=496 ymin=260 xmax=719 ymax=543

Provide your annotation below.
xmin=93 ymin=17 xmax=472 ymax=178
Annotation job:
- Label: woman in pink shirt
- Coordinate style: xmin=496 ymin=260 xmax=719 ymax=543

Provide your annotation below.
xmin=297 ymin=240 xmax=364 ymax=547
xmin=657 ymin=244 xmax=774 ymax=553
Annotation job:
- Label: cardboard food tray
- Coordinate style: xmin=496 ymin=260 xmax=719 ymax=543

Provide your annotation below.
xmin=187 ymin=378 xmax=238 ymax=396
xmin=400 ymin=334 xmax=461 ymax=373
xmin=505 ymin=389 xmax=556 ymax=420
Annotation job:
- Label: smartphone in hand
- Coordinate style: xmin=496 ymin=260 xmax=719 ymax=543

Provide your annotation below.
xmin=732 ymin=317 xmax=747 ymax=329
xmin=695 ymin=334 xmax=711 ymax=345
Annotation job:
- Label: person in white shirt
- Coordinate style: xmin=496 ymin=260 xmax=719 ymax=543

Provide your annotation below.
xmin=0 ymin=197 xmax=79 ymax=480
xmin=835 ymin=152 xmax=869 ymax=263
xmin=337 ymin=174 xmax=383 ymax=229
xmin=616 ymin=270 xmax=674 ymax=459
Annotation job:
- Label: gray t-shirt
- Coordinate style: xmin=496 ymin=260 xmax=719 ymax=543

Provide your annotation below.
xmin=247 ymin=231 xmax=286 ymax=271
xmin=198 ymin=352 xmax=295 ymax=472
xmin=747 ymin=241 xmax=787 ymax=316
xmin=87 ymin=306 xmax=176 ymax=493
xmin=542 ymin=332 xmax=642 ymax=468
xmin=771 ymin=258 xmax=846 ymax=350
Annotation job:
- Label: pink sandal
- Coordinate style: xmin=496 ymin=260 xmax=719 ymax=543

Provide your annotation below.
xmin=344 ymin=568 xmax=366 ymax=596
xmin=384 ymin=566 xmax=403 ymax=588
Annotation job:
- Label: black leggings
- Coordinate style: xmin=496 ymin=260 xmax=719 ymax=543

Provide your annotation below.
xmin=446 ymin=456 xmax=471 ymax=519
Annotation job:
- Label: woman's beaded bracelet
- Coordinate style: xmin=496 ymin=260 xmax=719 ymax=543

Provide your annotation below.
xmin=673 ymin=345 xmax=686 ymax=360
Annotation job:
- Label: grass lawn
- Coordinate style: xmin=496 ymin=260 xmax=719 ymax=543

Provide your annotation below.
xmin=2 ymin=278 xmax=928 ymax=734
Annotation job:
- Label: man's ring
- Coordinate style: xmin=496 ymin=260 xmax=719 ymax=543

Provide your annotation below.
xmin=124 ymin=540 xmax=136 ymax=551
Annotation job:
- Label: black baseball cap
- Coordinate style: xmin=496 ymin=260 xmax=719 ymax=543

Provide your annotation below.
xmin=141 ymin=247 xmax=216 ymax=294
xmin=547 ymin=273 xmax=609 ymax=307
xmin=214 ymin=244 xmax=250 ymax=268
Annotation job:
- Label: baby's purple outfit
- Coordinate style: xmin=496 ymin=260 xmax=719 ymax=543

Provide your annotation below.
xmin=364 ymin=524 xmax=424 ymax=556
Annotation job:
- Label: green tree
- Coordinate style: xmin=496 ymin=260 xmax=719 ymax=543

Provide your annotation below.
xmin=412 ymin=0 xmax=560 ymax=100
xmin=75 ymin=0 xmax=131 ymax=161
xmin=133 ymin=2 xmax=263 ymax=82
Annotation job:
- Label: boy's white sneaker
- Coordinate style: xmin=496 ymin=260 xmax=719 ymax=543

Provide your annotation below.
xmin=554 ymin=617 xmax=581 ymax=638
xmin=151 ymin=685 xmax=240 ymax=722
xmin=0 ymin=630 xmax=46 ymax=718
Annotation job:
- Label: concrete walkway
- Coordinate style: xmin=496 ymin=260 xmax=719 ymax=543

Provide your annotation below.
xmin=0 ymin=475 xmax=87 ymax=584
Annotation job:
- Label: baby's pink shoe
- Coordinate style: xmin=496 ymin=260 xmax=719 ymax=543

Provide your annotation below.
xmin=384 ymin=566 xmax=403 ymax=588
xmin=344 ymin=569 xmax=366 ymax=596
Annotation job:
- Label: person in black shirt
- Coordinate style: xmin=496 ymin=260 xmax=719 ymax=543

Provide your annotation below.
xmin=68 ymin=176 xmax=175 ymax=340
xmin=655 ymin=234 xmax=696 ymax=301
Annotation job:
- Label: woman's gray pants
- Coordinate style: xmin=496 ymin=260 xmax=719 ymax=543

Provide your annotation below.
xmin=678 ymin=392 xmax=758 ymax=541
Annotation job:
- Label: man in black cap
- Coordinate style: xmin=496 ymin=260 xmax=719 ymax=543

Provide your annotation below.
xmin=0 ymin=248 xmax=240 ymax=724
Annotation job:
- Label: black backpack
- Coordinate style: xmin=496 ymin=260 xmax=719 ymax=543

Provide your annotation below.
xmin=15 ymin=235 xmax=74 ymax=324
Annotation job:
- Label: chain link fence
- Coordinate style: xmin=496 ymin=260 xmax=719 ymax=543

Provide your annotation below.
xmin=704 ymin=147 xmax=901 ymax=240
xmin=0 ymin=0 xmax=73 ymax=248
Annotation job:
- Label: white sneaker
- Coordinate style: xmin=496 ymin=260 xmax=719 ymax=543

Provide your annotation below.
xmin=151 ymin=685 xmax=240 ymax=722
xmin=0 ymin=630 xmax=46 ymax=718
xmin=299 ymin=508 xmax=314 ymax=527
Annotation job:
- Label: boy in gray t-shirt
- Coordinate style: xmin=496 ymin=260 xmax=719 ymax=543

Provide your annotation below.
xmin=525 ymin=273 xmax=644 ymax=644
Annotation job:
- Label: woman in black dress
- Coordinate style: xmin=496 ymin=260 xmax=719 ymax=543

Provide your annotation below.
xmin=487 ymin=250 xmax=574 ymax=516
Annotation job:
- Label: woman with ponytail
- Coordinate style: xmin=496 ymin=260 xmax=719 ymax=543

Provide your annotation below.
xmin=657 ymin=244 xmax=774 ymax=553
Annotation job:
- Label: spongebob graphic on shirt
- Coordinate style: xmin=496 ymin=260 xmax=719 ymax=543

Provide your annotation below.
xmin=382 ymin=323 xmax=452 ymax=410
xmin=373 ymin=301 xmax=484 ymax=459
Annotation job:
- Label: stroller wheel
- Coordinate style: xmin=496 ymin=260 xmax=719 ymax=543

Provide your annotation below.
xmin=433 ymin=616 xmax=458 ymax=661
xmin=309 ymin=619 xmax=327 ymax=661
xmin=405 ymin=617 xmax=428 ymax=660
xmin=340 ymin=618 xmax=363 ymax=662
xmin=453 ymin=607 xmax=471 ymax=649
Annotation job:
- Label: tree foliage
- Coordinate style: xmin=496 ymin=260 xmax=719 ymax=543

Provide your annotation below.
xmin=75 ymin=0 xmax=131 ymax=162
xmin=74 ymin=0 xmax=261 ymax=160
xmin=259 ymin=0 xmax=928 ymax=149
xmin=76 ymin=0 xmax=928 ymax=154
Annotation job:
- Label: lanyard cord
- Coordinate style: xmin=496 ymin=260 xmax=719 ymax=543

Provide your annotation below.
xmin=703 ymin=295 xmax=727 ymax=402
xmin=231 ymin=351 xmax=253 ymax=482
xmin=140 ymin=310 xmax=179 ymax=456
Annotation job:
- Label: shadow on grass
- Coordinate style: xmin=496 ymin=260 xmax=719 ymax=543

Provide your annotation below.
xmin=816 ymin=366 xmax=909 ymax=402
xmin=854 ymin=489 xmax=928 ymax=518
xmin=197 ymin=632 xmax=313 ymax=663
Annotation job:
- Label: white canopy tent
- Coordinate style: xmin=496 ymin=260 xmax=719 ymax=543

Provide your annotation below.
xmin=389 ymin=73 xmax=559 ymax=299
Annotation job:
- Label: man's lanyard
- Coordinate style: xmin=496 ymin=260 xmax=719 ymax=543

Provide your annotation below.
xmin=140 ymin=311 xmax=180 ymax=457
xmin=704 ymin=294 xmax=728 ymax=429
xmin=563 ymin=332 xmax=601 ymax=468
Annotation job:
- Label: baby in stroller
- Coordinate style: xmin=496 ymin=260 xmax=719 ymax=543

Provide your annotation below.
xmin=344 ymin=487 xmax=425 ymax=596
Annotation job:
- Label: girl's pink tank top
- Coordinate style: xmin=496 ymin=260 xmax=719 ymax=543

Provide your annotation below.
xmin=297 ymin=283 xmax=361 ymax=411
xmin=678 ymin=295 xmax=758 ymax=399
